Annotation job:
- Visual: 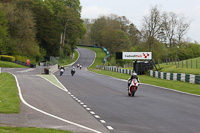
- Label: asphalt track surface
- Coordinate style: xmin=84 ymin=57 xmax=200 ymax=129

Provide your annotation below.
xmin=56 ymin=47 xmax=200 ymax=133
xmin=1 ymin=67 xmax=110 ymax=133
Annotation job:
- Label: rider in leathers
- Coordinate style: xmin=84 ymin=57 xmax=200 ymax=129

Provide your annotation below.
xmin=128 ymin=72 xmax=140 ymax=89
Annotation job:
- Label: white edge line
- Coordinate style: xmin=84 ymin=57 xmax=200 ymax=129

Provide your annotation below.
xmin=10 ymin=73 xmax=102 ymax=133
xmin=53 ymin=75 xmax=68 ymax=92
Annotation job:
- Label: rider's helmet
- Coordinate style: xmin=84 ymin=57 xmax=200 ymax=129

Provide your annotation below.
xmin=133 ymin=73 xmax=137 ymax=76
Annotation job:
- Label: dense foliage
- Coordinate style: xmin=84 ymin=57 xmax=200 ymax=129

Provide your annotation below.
xmin=0 ymin=0 xmax=85 ymax=62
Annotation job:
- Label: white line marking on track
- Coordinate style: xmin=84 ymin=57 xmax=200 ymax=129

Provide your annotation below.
xmin=83 ymin=105 xmax=87 ymax=107
xmin=100 ymin=120 xmax=106 ymax=123
xmin=107 ymin=126 xmax=113 ymax=130
xmin=86 ymin=108 xmax=91 ymax=111
xmin=12 ymin=73 xmax=102 ymax=133
xmin=90 ymin=111 xmax=95 ymax=115
xmin=95 ymin=115 xmax=100 ymax=119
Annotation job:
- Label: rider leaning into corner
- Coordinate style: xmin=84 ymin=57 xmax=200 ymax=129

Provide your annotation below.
xmin=128 ymin=72 xmax=140 ymax=90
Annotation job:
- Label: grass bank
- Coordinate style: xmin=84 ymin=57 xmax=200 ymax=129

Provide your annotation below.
xmin=0 ymin=73 xmax=20 ymax=113
xmin=59 ymin=50 xmax=79 ymax=67
xmin=0 ymin=61 xmax=27 ymax=68
xmin=154 ymin=57 xmax=200 ymax=75
xmin=0 ymin=126 xmax=73 ymax=133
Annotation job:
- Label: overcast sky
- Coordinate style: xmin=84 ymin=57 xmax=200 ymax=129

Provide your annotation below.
xmin=80 ymin=0 xmax=200 ymax=43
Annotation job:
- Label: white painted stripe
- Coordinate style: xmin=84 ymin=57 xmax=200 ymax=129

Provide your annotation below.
xmin=100 ymin=120 xmax=106 ymax=123
xmin=11 ymin=73 xmax=102 ymax=133
xmin=90 ymin=111 xmax=95 ymax=114
xmin=107 ymin=126 xmax=114 ymax=130
xmin=95 ymin=115 xmax=100 ymax=118
xmin=83 ymin=105 xmax=87 ymax=107
xmin=80 ymin=102 xmax=84 ymax=105
xmin=53 ymin=75 xmax=68 ymax=92
xmin=86 ymin=108 xmax=91 ymax=111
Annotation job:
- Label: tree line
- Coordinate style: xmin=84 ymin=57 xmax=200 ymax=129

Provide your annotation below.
xmin=80 ymin=6 xmax=200 ymax=65
xmin=0 ymin=0 xmax=85 ymax=61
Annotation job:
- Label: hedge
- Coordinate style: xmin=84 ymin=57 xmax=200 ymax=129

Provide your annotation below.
xmin=0 ymin=55 xmax=15 ymax=62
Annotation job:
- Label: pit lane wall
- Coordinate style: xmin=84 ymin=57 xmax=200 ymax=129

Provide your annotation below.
xmin=149 ymin=70 xmax=200 ymax=84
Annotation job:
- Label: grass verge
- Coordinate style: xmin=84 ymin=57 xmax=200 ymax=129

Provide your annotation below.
xmin=0 ymin=126 xmax=73 ymax=133
xmin=0 ymin=73 xmax=20 ymax=113
xmin=59 ymin=50 xmax=79 ymax=67
xmin=0 ymin=61 xmax=27 ymax=68
xmin=40 ymin=74 xmax=64 ymax=89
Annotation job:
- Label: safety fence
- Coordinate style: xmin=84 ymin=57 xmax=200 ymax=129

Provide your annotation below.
xmin=149 ymin=70 xmax=200 ymax=84
xmin=97 ymin=65 xmax=200 ymax=84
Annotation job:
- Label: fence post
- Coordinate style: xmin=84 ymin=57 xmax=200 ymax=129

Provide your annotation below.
xmin=186 ymin=60 xmax=188 ymax=68
xmin=196 ymin=59 xmax=198 ymax=69
xmin=182 ymin=60 xmax=183 ymax=68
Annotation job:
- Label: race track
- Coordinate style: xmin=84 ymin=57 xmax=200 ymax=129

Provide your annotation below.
xmin=56 ymin=47 xmax=200 ymax=133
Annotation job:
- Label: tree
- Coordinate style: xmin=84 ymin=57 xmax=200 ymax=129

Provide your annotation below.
xmin=142 ymin=6 xmax=162 ymax=52
xmin=176 ymin=16 xmax=190 ymax=43
xmin=0 ymin=5 xmax=9 ymax=54
xmin=2 ymin=2 xmax=40 ymax=57
xmin=162 ymin=12 xmax=178 ymax=47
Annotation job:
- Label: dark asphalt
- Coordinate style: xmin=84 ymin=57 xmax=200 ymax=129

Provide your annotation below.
xmin=56 ymin=47 xmax=200 ymax=133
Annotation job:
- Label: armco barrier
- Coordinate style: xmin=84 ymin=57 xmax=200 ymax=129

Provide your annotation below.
xmin=150 ymin=70 xmax=200 ymax=84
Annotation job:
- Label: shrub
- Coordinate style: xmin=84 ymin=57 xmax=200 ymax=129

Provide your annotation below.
xmin=0 ymin=55 xmax=15 ymax=62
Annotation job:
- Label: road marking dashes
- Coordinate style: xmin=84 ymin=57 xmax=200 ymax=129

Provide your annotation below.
xmin=95 ymin=115 xmax=100 ymax=118
xmin=100 ymin=120 xmax=106 ymax=123
xmin=90 ymin=111 xmax=95 ymax=114
xmin=107 ymin=126 xmax=114 ymax=130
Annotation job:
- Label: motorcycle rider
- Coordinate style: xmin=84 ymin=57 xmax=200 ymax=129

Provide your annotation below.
xmin=60 ymin=66 xmax=65 ymax=71
xmin=128 ymin=72 xmax=140 ymax=89
xmin=71 ymin=66 xmax=76 ymax=75
xmin=60 ymin=66 xmax=65 ymax=76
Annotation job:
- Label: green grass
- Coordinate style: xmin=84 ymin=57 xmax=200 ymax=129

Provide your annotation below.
xmin=0 ymin=73 xmax=20 ymax=113
xmin=0 ymin=61 xmax=27 ymax=68
xmin=154 ymin=57 xmax=200 ymax=75
xmin=59 ymin=50 xmax=79 ymax=67
xmin=40 ymin=75 xmax=64 ymax=89
xmin=0 ymin=126 xmax=73 ymax=133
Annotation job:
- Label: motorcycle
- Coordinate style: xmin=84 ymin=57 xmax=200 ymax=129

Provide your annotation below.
xmin=71 ymin=68 xmax=75 ymax=76
xmin=80 ymin=65 xmax=82 ymax=70
xmin=60 ymin=69 xmax=65 ymax=76
xmin=128 ymin=78 xmax=139 ymax=97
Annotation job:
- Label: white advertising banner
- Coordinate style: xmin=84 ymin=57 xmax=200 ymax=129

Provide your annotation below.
xmin=122 ymin=52 xmax=152 ymax=60
xmin=0 ymin=67 xmax=1 ymax=73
